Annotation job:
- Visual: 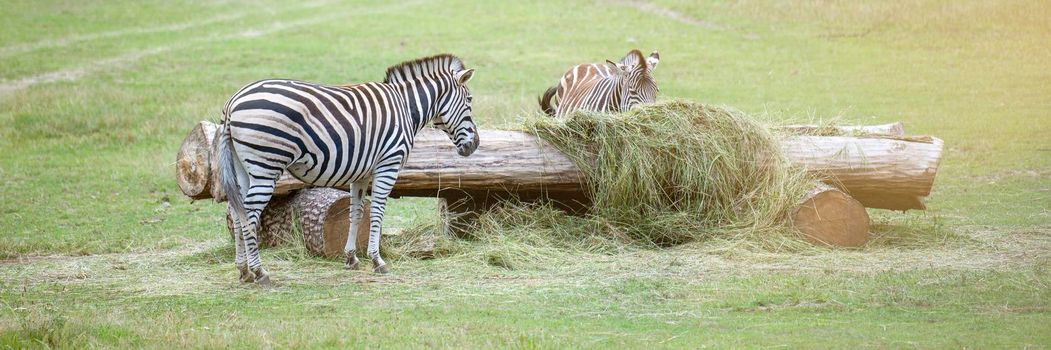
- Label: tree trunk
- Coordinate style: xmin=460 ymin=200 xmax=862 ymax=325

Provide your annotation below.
xmin=792 ymin=183 xmax=871 ymax=247
xmin=180 ymin=121 xmax=942 ymax=211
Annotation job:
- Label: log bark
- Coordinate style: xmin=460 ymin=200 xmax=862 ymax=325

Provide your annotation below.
xmin=180 ymin=121 xmax=942 ymax=211
xmin=175 ymin=121 xmax=218 ymax=200
xmin=226 ymin=194 xmax=295 ymax=248
xmin=209 ymin=127 xmax=226 ymax=203
xmin=792 ymin=183 xmax=871 ymax=247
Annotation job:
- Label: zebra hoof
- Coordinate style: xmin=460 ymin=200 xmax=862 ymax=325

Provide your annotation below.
xmin=254 ymin=273 xmax=272 ymax=286
xmin=344 ymin=256 xmax=360 ymax=270
xmin=373 ymin=264 xmax=390 ymax=275
xmin=238 ymin=265 xmax=254 ymax=283
xmin=252 ymin=268 xmax=272 ymax=286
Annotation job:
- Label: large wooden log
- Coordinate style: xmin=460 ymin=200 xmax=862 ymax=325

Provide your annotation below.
xmin=780 ymin=135 xmax=942 ymax=210
xmin=179 ymin=122 xmax=942 ymax=211
xmin=273 ymin=129 xmax=587 ymax=196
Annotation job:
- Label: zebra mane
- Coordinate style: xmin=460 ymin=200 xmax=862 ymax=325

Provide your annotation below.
xmin=383 ymin=54 xmax=465 ymax=84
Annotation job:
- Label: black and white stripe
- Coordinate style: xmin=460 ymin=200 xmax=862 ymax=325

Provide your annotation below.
xmin=218 ymin=54 xmax=478 ymax=280
xmin=539 ymin=49 xmax=659 ymax=117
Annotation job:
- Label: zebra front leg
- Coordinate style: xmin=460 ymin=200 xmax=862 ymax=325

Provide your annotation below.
xmin=230 ymin=208 xmax=253 ymax=283
xmin=343 ymin=181 xmax=367 ymax=270
xmin=367 ymin=171 xmax=398 ymax=274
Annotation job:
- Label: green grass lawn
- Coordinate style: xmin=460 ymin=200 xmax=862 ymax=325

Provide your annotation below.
xmin=0 ymin=0 xmax=1048 ymax=348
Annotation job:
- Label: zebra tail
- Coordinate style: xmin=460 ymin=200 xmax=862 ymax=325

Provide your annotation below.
xmin=217 ymin=122 xmax=247 ymax=224
xmin=538 ymin=86 xmax=558 ymax=116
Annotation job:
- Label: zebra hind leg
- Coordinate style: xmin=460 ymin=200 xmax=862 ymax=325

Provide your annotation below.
xmin=230 ymin=208 xmax=254 ymax=283
xmin=240 ymin=178 xmax=278 ymax=286
xmin=242 ymin=207 xmax=271 ymax=286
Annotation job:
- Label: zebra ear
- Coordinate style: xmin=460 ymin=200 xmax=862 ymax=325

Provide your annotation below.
xmin=454 ymin=69 xmax=475 ymax=84
xmin=606 ymin=60 xmax=628 ymax=72
xmin=618 ymin=49 xmax=645 ymax=66
xmin=647 ymin=51 xmax=660 ymax=71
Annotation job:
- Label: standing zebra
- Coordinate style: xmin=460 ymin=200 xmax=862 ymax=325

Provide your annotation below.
xmin=218 ymin=54 xmax=479 ymax=282
xmin=539 ymin=49 xmax=660 ymax=117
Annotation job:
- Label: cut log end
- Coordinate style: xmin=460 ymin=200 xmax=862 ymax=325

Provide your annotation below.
xmin=318 ymin=197 xmax=370 ymax=259
xmin=291 ymin=188 xmax=368 ymax=259
xmin=175 ymin=122 xmax=218 ymax=200
xmin=792 ymin=184 xmax=871 ymax=247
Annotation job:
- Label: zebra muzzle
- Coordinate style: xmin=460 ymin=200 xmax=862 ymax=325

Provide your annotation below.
xmin=457 ymin=133 xmax=480 ymax=157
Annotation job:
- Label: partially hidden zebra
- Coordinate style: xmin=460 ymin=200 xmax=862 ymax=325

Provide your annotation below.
xmin=217 ymin=54 xmax=479 ymax=283
xmin=539 ymin=49 xmax=660 ymax=117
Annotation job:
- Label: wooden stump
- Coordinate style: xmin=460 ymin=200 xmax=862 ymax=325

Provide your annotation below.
xmin=175 ymin=121 xmax=218 ymax=200
xmin=792 ymin=183 xmax=871 ymax=247
xmin=293 ymin=188 xmax=369 ymax=258
xmin=226 ymin=188 xmax=369 ymax=258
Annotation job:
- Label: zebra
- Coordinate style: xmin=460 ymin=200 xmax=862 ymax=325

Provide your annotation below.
xmin=217 ymin=54 xmax=479 ymax=283
xmin=539 ymin=49 xmax=660 ymax=117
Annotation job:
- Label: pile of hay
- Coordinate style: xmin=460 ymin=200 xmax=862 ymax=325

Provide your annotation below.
xmin=526 ymin=100 xmax=814 ymax=246
xmin=392 ymin=100 xmax=818 ymax=269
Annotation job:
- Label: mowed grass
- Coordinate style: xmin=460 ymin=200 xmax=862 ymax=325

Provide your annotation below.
xmin=0 ymin=0 xmax=1048 ymax=348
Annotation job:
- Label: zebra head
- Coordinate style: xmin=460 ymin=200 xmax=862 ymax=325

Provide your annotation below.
xmin=610 ymin=50 xmax=660 ymax=109
xmin=433 ymin=66 xmax=479 ymax=157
